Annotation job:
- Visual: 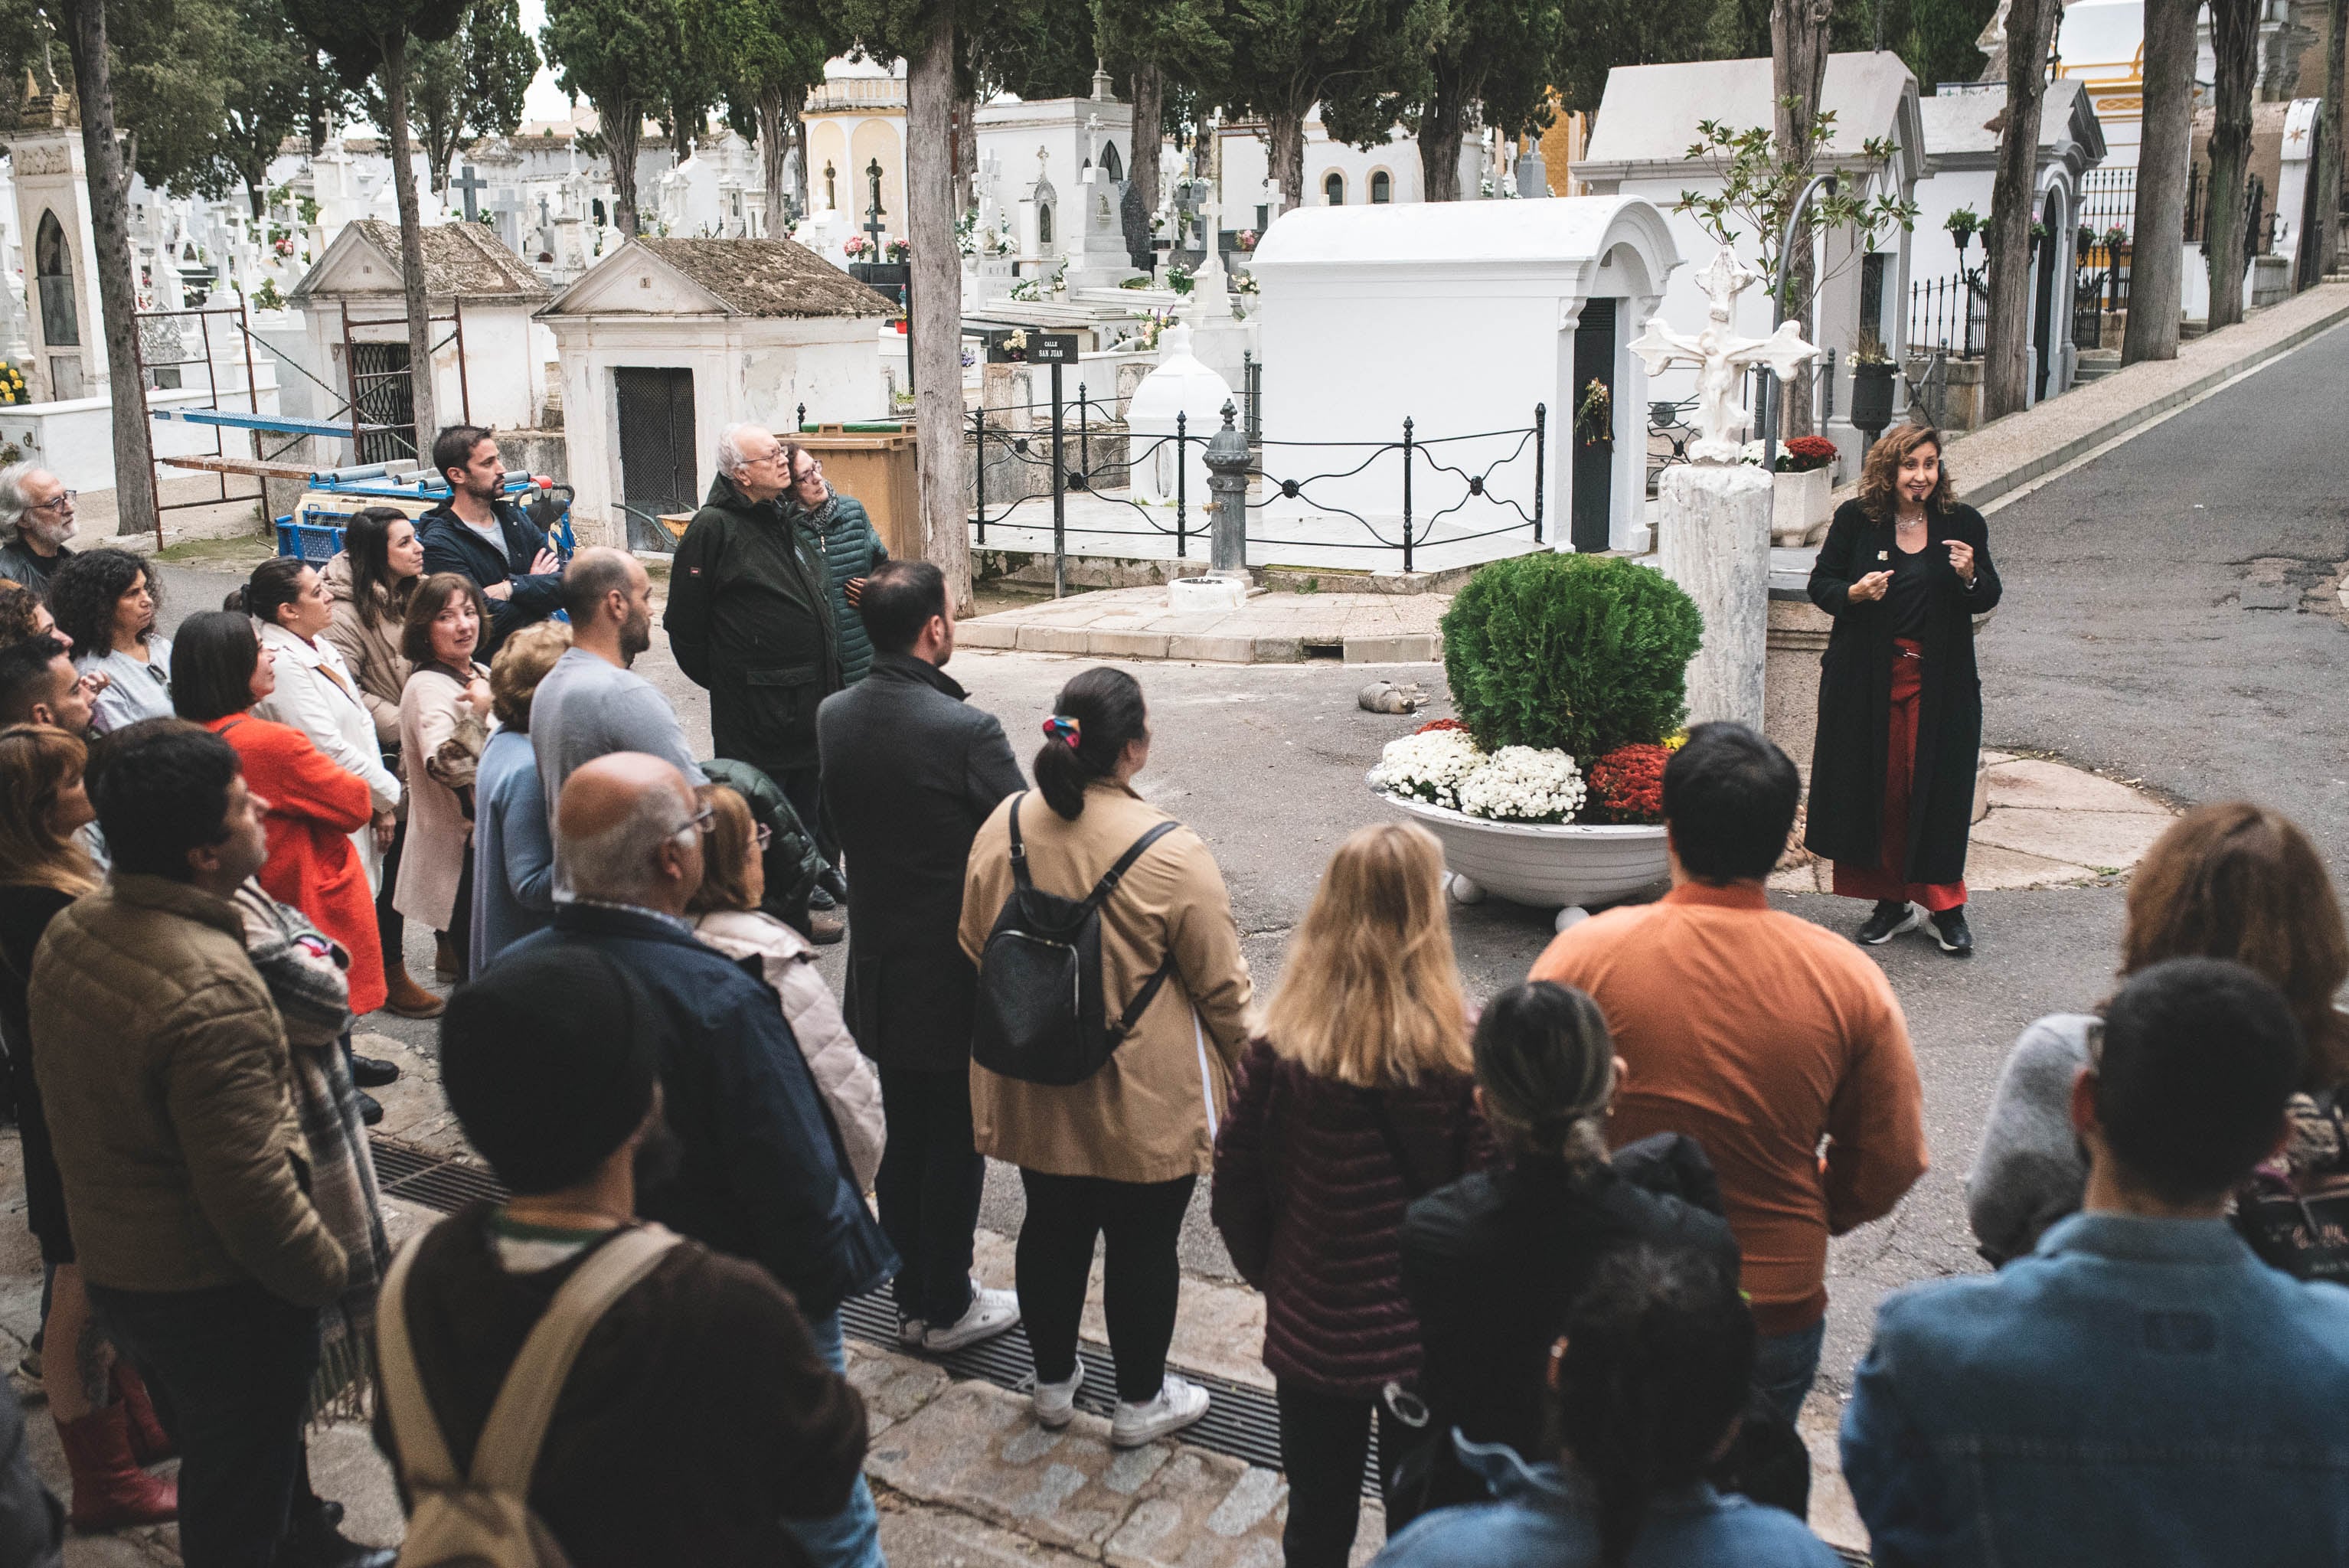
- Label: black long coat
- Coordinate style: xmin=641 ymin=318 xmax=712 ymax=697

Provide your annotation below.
xmin=1802 ymin=498 xmax=2002 ymax=885
xmin=816 ymin=653 xmax=1026 ymax=1073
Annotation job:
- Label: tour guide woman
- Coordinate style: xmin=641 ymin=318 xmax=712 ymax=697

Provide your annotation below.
xmin=1804 ymin=423 xmax=2000 ymax=956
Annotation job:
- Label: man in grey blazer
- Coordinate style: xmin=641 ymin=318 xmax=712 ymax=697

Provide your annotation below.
xmin=818 ymin=560 xmax=1026 ymax=1353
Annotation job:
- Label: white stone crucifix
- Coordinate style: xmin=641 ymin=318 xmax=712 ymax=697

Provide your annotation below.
xmin=1629 ymin=247 xmax=1817 ymax=463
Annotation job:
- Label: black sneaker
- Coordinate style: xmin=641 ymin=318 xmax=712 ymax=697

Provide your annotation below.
xmin=808 ymin=883 xmax=838 ymax=912
xmin=1929 ymin=906 xmax=1974 ymax=956
xmin=358 ymin=1090 xmax=385 ymax=1126
xmin=1855 ymin=900 xmax=1920 ymax=946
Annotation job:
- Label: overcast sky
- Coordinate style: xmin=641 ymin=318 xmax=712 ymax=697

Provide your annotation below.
xmin=515 ymin=0 xmax=576 ymax=123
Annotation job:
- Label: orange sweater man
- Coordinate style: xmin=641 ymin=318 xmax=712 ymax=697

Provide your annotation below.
xmin=1531 ymin=723 xmax=1926 ymax=1422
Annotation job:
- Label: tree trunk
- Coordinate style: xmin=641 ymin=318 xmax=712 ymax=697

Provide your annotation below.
xmin=909 ymin=14 xmax=970 ymax=612
xmin=307 ymin=74 xmax=328 ymax=155
xmin=58 ymin=0 xmax=158 ymax=540
xmin=607 ymin=104 xmax=644 ymax=237
xmin=2322 ymin=0 xmax=2346 ymax=281
xmin=381 ymin=34 xmax=440 ymax=457
xmin=2125 ymin=0 xmax=2197 ymax=363
xmin=1417 ymin=70 xmax=1466 ymax=201
xmin=1771 ymin=0 xmax=1832 ymax=437
xmin=1268 ymin=103 xmax=1306 ymax=212
xmin=247 ymin=176 xmax=268 ymax=220
xmin=954 ymin=95 xmax=978 ymax=214
xmin=1129 ymin=60 xmax=1162 ymax=214
xmin=758 ymin=82 xmax=786 ymax=234
xmin=2204 ymin=0 xmax=2259 ymax=331
xmin=792 ymin=101 xmax=812 ymax=225
xmin=1983 ymin=0 xmax=2060 ymax=418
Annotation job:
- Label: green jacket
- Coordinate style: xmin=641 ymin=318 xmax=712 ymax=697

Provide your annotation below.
xmin=700 ymin=756 xmax=826 ymax=933
xmin=665 ymin=475 xmax=841 ymax=779
xmin=28 ymin=874 xmax=348 ymax=1305
xmin=789 ymin=494 xmax=890 ymax=685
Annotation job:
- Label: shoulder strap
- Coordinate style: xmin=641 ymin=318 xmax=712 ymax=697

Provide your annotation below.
xmin=1361 ymin=1090 xmax=1429 ymax=1199
xmin=1080 ymin=818 xmax=1181 ymax=916
xmin=377 ymin=1230 xmax=459 ymax=1489
xmin=1006 ymin=792 xmax=1031 ymax=888
xmin=468 ymin=1224 xmax=682 ymax=1491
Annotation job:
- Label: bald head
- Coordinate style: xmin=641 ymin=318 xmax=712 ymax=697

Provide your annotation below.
xmin=555 ymin=752 xmax=704 ymax=913
xmin=561 ymin=547 xmax=654 ymax=667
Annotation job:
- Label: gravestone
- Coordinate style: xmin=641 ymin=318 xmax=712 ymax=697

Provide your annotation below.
xmin=1121 ymin=178 xmax=1152 ymax=272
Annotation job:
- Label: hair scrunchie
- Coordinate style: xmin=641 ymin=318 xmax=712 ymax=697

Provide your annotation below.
xmin=1042 ymin=714 xmax=1082 ymax=748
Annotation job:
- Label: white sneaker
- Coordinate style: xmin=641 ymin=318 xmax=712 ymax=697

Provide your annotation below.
xmin=1032 ymin=1362 xmax=1084 ymax=1429
xmin=923 ymin=1283 xmax=1021 ymax=1352
xmin=897 ymin=1317 xmax=927 ymax=1351
xmin=1109 ymin=1373 xmax=1210 ymax=1448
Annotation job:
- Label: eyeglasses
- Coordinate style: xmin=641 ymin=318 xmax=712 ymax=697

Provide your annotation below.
xmin=669 ymin=805 xmax=715 ymax=844
xmin=753 ymin=822 xmax=773 ymax=851
xmin=793 ymin=462 xmax=825 ymax=484
xmin=28 ymin=492 xmax=76 ymax=513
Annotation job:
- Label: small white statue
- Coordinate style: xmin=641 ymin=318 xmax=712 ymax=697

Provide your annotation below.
xmin=1629 ymin=247 xmax=1818 ymax=464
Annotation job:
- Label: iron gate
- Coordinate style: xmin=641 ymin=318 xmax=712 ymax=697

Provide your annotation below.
xmin=615 ymin=367 xmax=698 ymax=552
xmin=349 ymin=342 xmax=417 ymax=464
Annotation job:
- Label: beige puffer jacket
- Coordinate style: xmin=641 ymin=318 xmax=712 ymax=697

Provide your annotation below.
xmin=692 ymin=908 xmax=887 ymax=1193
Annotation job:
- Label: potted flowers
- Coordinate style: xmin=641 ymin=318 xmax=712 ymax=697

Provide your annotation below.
xmin=1848 ymin=333 xmax=1898 ymax=445
xmin=1771 ymin=433 xmax=1838 ymax=545
xmin=1367 ymin=555 xmax=1701 ymax=927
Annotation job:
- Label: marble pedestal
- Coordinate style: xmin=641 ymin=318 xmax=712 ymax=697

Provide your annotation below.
xmin=1657 ymin=461 xmax=1771 ymax=731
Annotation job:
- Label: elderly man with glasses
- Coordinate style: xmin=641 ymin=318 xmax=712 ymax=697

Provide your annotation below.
xmin=665 ymin=422 xmax=844 ymax=871
xmin=0 ymin=464 xmax=77 ymax=596
xmin=505 ymin=749 xmax=896 ymax=1568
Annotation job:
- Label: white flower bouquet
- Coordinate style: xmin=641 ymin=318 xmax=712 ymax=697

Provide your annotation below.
xmin=1455 ymin=745 xmax=1586 ymax=824
xmin=1369 ymin=730 xmax=1485 ymax=809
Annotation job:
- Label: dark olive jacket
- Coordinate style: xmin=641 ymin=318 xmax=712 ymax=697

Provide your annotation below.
xmin=1802 ymin=498 xmax=2002 ymax=885
xmin=788 ymin=495 xmax=889 ymax=686
xmin=665 ymin=476 xmax=841 ymax=780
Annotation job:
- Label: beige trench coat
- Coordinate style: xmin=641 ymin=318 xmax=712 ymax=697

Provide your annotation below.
xmin=959 ymin=780 xmax=1253 ymax=1184
xmin=319 ymin=553 xmax=410 ymax=751
xmin=393 ymin=663 xmax=488 ymax=931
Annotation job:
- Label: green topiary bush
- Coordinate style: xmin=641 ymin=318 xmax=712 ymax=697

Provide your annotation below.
xmin=1440 ymin=553 xmax=1704 ymax=763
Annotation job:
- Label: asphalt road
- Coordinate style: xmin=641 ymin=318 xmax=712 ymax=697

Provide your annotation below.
xmin=147 ymin=326 xmax=2347 ymax=1395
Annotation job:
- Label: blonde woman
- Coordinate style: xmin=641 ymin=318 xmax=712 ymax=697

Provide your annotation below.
xmin=1210 ymin=821 xmax=1484 ymax=1568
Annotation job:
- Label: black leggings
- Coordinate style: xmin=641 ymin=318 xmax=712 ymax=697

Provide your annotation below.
xmin=376 ymin=815 xmax=406 ymax=966
xmin=1277 ymin=1382 xmax=1409 ymax=1568
xmin=1015 ymin=1169 xmax=1194 ymax=1403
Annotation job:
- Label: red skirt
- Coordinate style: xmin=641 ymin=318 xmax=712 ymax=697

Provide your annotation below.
xmin=1832 ymin=639 xmax=1967 ymax=913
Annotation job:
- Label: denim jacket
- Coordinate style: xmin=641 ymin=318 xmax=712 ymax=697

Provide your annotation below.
xmin=1371 ymin=1436 xmax=1839 ymax=1568
xmin=1842 ymin=1212 xmax=2349 ymax=1567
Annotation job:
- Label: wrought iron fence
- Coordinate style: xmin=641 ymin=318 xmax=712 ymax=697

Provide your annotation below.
xmin=965 ymin=397 xmax=1547 ymax=577
xmin=1908 ymin=272 xmax=1987 ymax=358
xmin=2073 ymin=242 xmax=2131 ymax=350
xmin=2079 ymin=166 xmax=2137 ymax=237
xmin=1646 ymin=394 xmax=1700 ymax=495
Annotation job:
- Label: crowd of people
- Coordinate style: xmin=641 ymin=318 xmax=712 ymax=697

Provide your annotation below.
xmin=0 ymin=423 xmax=2340 ymax=1568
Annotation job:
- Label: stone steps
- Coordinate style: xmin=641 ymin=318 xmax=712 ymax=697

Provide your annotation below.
xmin=2070 ymin=348 xmax=2122 ymax=385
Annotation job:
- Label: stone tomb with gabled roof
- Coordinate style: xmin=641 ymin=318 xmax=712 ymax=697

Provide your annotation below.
xmin=536 ymin=236 xmax=896 ymax=550
xmin=289 ymin=218 xmax=554 ymax=446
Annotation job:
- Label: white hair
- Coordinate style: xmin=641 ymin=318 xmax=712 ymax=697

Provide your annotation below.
xmin=0 ymin=462 xmax=36 ymax=534
xmin=715 ymin=422 xmax=773 ymax=479
xmin=556 ymin=783 xmax=694 ymax=904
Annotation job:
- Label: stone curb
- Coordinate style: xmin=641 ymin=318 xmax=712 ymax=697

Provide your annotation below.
xmin=959 ymin=619 xmax=1439 ymax=665
xmin=1893 ymin=284 xmax=2349 ymax=512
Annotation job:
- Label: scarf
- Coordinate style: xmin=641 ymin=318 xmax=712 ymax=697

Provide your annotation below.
xmin=234 ymin=882 xmax=390 ymax=1420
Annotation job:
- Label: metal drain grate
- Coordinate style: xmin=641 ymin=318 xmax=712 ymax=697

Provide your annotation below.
xmin=368 ymin=1137 xmax=1319 ymax=1483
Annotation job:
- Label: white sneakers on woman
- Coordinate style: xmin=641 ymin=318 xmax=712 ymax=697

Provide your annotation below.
xmin=923 ymin=1282 xmax=1022 ymax=1352
xmin=1109 ymin=1374 xmax=1210 ymax=1448
xmin=1033 ymin=1363 xmax=1084 ymax=1429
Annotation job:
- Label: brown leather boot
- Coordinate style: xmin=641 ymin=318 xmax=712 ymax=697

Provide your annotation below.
xmin=57 ymin=1404 xmax=178 ymax=1530
xmin=383 ymin=958 xmax=445 ymax=1018
xmin=432 ymin=933 xmax=459 ymax=980
xmin=112 ymin=1361 xmax=174 ymax=1465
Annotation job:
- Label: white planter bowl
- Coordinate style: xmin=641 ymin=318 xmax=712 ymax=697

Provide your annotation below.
xmin=1368 ymin=776 xmax=1671 ymax=930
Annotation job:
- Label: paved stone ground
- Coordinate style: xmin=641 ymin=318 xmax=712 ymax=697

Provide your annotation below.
xmin=68 ymin=303 xmax=2340 ymax=1563
xmin=956 ymin=587 xmax=1445 ymax=665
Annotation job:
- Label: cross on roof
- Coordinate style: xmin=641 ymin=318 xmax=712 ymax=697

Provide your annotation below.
xmin=451 ymin=164 xmax=488 ymax=220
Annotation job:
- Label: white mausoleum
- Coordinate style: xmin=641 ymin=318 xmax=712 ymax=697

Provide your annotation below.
xmin=1246 ymin=197 xmax=1681 ymax=557
xmin=536 ymin=237 xmax=894 ymax=550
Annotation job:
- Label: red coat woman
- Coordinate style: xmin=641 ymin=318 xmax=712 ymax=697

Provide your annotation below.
xmin=172 ymin=609 xmax=386 ymax=1014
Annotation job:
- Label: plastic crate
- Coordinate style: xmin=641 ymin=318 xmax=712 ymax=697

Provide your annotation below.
xmin=276 ymin=519 xmax=345 ymax=561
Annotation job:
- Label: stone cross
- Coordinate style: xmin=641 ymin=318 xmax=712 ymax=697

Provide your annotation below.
xmin=863 ymin=158 xmax=887 ymax=250
xmin=451 ymin=163 xmax=488 ymax=220
xmin=1262 ymin=178 xmax=1284 ymax=220
xmin=822 ymin=160 xmax=837 ymax=212
xmin=1085 ymin=113 xmax=1105 ymax=174
xmin=1628 ymin=247 xmax=1816 ymax=463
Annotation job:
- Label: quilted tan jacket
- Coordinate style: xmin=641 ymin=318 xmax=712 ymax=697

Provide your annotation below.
xmin=28 ymin=874 xmax=348 ymax=1305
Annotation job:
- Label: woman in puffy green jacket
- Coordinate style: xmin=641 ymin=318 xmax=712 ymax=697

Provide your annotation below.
xmin=783 ymin=446 xmax=890 ymax=684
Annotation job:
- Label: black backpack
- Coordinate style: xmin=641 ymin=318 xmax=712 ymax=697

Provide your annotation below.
xmin=972 ymin=794 xmax=1181 ymax=1086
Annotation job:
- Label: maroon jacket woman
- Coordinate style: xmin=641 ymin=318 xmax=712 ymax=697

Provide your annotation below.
xmin=1210 ymin=822 xmax=1484 ymax=1568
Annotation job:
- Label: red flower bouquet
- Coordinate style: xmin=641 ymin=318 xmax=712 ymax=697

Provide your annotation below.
xmin=1775 ymin=435 xmax=1839 ymax=475
xmin=1586 ymin=742 xmax=1669 ymax=824
xmin=1414 ymin=717 xmax=1470 ymax=736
